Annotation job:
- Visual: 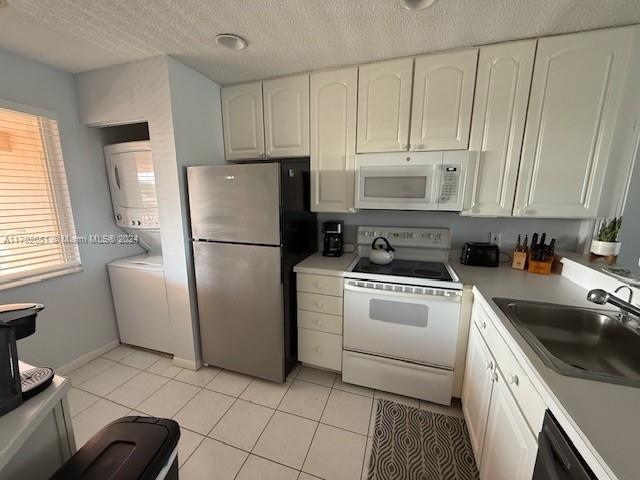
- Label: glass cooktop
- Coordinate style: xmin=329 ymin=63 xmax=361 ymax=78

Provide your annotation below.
xmin=352 ymin=258 xmax=453 ymax=282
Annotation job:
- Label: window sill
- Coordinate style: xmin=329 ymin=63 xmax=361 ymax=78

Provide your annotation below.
xmin=0 ymin=266 xmax=83 ymax=291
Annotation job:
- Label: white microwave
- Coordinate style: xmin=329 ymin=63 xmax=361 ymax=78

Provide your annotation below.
xmin=355 ymin=151 xmax=470 ymax=211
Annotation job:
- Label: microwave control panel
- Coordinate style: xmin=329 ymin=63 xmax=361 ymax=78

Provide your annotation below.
xmin=439 ymin=165 xmax=460 ymax=204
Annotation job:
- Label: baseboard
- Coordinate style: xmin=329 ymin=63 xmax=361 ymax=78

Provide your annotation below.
xmin=57 ymin=339 xmax=120 ymax=376
xmin=172 ymin=356 xmax=201 ymax=371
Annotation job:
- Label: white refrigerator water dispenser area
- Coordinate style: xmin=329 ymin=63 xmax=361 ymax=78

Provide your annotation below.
xmin=104 ymin=141 xmax=172 ymax=354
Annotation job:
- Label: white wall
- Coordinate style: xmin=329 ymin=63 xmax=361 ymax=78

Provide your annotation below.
xmin=318 ymin=211 xmax=586 ymax=251
xmin=0 ymin=48 xmax=141 ymax=369
xmin=75 ymin=56 xmax=225 ymax=368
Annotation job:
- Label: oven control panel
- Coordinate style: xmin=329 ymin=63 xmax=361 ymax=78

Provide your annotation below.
xmin=357 ymin=227 xmax=451 ymax=249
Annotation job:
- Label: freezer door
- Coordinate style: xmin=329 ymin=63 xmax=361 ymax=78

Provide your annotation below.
xmin=187 ymin=163 xmax=281 ymax=245
xmin=193 ymin=241 xmax=285 ymax=382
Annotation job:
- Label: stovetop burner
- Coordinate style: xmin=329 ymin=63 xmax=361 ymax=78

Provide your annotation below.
xmin=352 ymin=258 xmax=453 ymax=282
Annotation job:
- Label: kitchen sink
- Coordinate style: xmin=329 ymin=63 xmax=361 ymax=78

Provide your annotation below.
xmin=493 ymin=298 xmax=640 ymax=387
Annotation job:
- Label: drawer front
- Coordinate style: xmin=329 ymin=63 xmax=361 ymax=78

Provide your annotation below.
xmin=297 ymin=273 xmax=343 ymax=297
xmin=477 ymin=303 xmax=545 ymax=434
xmin=297 ymin=292 xmax=343 ymax=316
xmin=298 ymin=328 xmax=342 ymax=371
xmin=298 ymin=310 xmax=343 ymax=335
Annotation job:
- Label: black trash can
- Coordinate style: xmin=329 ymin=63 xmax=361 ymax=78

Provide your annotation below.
xmin=50 ymin=416 xmax=180 ymax=480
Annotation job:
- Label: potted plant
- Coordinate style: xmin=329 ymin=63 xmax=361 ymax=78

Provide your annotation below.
xmin=591 ymin=217 xmax=623 ymax=256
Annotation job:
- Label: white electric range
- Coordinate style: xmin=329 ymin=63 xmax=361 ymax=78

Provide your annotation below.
xmin=342 ymin=226 xmax=462 ymax=405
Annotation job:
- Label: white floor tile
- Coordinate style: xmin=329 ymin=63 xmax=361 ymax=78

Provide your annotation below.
xmin=236 ymin=454 xmax=298 ymax=480
xmin=137 ymin=380 xmax=200 ymax=418
xmin=333 ymin=376 xmax=374 ymax=398
xmin=119 ymin=349 xmax=162 ymax=369
xmin=175 ymin=366 xmax=221 ymax=387
xmin=253 ymin=411 xmax=317 ymax=469
xmin=78 ymin=363 xmax=139 ymax=396
xmin=240 ymin=378 xmax=291 ymax=408
xmin=173 ymin=389 xmax=234 ymax=435
xmin=209 ymin=399 xmax=273 ymax=451
xmin=101 ymin=344 xmax=135 ymax=362
xmin=180 ymin=437 xmax=247 ymax=480
xmin=66 ymin=358 xmax=116 ymax=386
xmin=147 ymin=357 xmax=184 ymax=378
xmin=71 ymin=399 xmax=130 ymax=448
xmin=298 ymin=474 xmax=322 ymax=480
xmin=303 ymin=424 xmax=367 ymax=480
xmin=419 ymin=397 xmax=464 ymax=418
xmin=296 ymin=366 xmax=336 ymax=387
xmin=278 ymin=380 xmax=330 ymax=421
xmin=321 ymin=389 xmax=373 ymax=435
xmin=67 ymin=388 xmax=100 ymax=418
xmin=373 ymin=390 xmax=420 ymax=408
xmin=361 ymin=436 xmax=373 ymax=480
xmin=106 ymin=371 xmax=169 ymax=408
xmin=205 ymin=370 xmax=252 ymax=397
xmin=178 ymin=427 xmax=205 ymax=467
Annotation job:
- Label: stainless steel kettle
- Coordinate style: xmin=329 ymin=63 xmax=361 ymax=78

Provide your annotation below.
xmin=369 ymin=237 xmax=395 ymax=265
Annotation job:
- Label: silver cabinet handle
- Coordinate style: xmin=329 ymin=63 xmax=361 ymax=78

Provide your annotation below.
xmin=486 ymin=360 xmax=494 ymax=370
xmin=315 ymin=301 xmax=323 ymax=308
xmin=315 ymin=346 xmax=323 ymax=354
xmin=491 ymin=371 xmax=499 ymax=382
xmin=508 ymin=374 xmax=519 ymax=386
xmin=313 ymin=282 xmax=323 ymax=289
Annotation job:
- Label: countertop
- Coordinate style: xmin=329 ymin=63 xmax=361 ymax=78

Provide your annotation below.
xmin=293 ymin=251 xmax=639 ymax=479
xmin=0 ymin=362 xmax=70 ymax=471
xmin=450 ymin=256 xmax=639 ymax=480
xmin=293 ymin=251 xmax=357 ymax=277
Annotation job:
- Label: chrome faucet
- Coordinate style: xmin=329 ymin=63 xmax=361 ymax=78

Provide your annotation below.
xmin=587 ymin=288 xmax=640 ymax=321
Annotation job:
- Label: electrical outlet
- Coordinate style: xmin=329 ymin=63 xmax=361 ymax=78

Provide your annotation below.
xmin=490 ymin=232 xmax=502 ymax=247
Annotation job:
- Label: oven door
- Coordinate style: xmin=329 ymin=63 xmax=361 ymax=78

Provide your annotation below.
xmin=355 ymin=153 xmax=440 ymax=210
xmin=343 ymin=279 xmax=461 ymax=368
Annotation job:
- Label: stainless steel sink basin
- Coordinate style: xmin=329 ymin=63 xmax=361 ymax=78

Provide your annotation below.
xmin=493 ymin=298 xmax=640 ymax=387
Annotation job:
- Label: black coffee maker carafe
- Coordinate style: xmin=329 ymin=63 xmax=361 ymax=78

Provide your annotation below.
xmin=322 ymin=221 xmax=344 ymax=257
xmin=0 ymin=303 xmax=52 ymax=416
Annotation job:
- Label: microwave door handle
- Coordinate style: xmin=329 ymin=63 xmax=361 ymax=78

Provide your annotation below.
xmin=113 ymin=164 xmax=121 ymax=191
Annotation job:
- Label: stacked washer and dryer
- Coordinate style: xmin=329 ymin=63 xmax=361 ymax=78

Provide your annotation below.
xmin=104 ymin=141 xmax=173 ymax=354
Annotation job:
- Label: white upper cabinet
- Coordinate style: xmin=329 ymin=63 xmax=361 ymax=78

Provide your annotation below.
xmin=410 ymin=49 xmax=478 ymax=151
xmin=263 ymin=75 xmax=310 ymax=158
xmin=463 ymin=41 xmax=536 ymax=216
xmin=310 ymin=68 xmax=358 ymax=213
xmin=221 ymin=82 xmax=265 ymax=161
xmin=357 ymin=58 xmax=414 ymax=153
xmin=514 ymin=27 xmax=634 ymax=218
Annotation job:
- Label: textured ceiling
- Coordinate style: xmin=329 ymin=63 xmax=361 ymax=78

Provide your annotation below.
xmin=0 ymin=0 xmax=639 ymax=85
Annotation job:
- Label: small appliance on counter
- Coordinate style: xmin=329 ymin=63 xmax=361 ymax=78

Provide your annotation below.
xmin=0 ymin=303 xmax=53 ymax=417
xmin=369 ymin=237 xmax=395 ymax=265
xmin=460 ymin=242 xmax=500 ymax=267
xmin=322 ymin=221 xmax=344 ymax=257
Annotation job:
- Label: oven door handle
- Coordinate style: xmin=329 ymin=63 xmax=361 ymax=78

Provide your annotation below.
xmin=344 ymin=282 xmax=461 ymax=302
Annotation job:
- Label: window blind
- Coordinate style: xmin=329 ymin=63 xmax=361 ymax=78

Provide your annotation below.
xmin=0 ymin=106 xmax=81 ymax=286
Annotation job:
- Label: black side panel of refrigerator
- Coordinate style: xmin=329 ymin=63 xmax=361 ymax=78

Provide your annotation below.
xmin=280 ymin=158 xmax=317 ymax=377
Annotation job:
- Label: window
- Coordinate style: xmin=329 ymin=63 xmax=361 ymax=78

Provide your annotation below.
xmin=0 ymin=104 xmax=81 ymax=288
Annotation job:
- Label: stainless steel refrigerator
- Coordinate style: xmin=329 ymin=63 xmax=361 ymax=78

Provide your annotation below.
xmin=187 ymin=160 xmax=317 ymax=382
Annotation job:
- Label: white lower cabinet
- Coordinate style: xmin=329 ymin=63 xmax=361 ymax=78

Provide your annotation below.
xmin=480 ymin=369 xmax=538 ymax=480
xmin=463 ymin=301 xmax=542 ymax=479
xmin=296 ymin=272 xmax=343 ymax=371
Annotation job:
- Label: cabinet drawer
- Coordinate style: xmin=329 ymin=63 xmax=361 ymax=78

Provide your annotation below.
xmin=298 ymin=310 xmax=342 ymax=335
xmin=298 ymin=328 xmax=342 ymax=371
xmin=297 ymin=273 xmax=343 ymax=297
xmin=476 ymin=303 xmax=545 ymax=435
xmin=297 ymin=292 xmax=343 ymax=316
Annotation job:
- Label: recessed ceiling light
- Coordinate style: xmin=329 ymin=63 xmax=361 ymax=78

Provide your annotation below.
xmin=401 ymin=0 xmax=437 ymax=10
xmin=215 ymin=34 xmax=247 ymax=51
xmin=0 ymin=0 xmax=10 ymax=8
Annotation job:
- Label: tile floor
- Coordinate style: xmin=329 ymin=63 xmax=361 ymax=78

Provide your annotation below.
xmin=67 ymin=344 xmax=463 ymax=480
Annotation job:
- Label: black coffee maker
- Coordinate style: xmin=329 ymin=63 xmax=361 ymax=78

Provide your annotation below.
xmin=0 ymin=303 xmax=53 ymax=416
xmin=322 ymin=221 xmax=344 ymax=257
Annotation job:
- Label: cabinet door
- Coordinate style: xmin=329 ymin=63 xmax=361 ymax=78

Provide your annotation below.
xmin=357 ymin=58 xmax=413 ymax=153
xmin=480 ymin=369 xmax=537 ymax=480
xmin=310 ymin=68 xmax=358 ymax=213
xmin=463 ymin=41 xmax=536 ymax=216
xmin=514 ymin=28 xmax=634 ymax=217
xmin=410 ymin=49 xmax=478 ymax=151
xmin=462 ymin=322 xmax=495 ymax=466
xmin=263 ymin=75 xmax=310 ymax=157
xmin=221 ymin=82 xmax=265 ymax=160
